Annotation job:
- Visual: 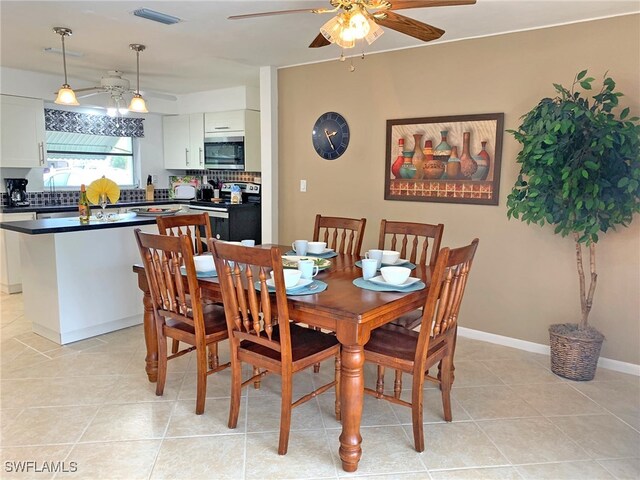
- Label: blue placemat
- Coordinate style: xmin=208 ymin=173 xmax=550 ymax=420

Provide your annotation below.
xmin=355 ymin=260 xmax=417 ymax=271
xmin=284 ymin=250 xmax=338 ymax=259
xmin=255 ymin=279 xmax=328 ymax=296
xmin=352 ymin=277 xmax=425 ymax=292
xmin=180 ymin=266 xmax=217 ymax=278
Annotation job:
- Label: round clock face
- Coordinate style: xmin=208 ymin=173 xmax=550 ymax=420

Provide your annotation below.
xmin=312 ymin=112 xmax=350 ymax=160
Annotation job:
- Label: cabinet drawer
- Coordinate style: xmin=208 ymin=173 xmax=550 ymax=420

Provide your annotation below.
xmin=205 ymin=110 xmax=244 ymax=133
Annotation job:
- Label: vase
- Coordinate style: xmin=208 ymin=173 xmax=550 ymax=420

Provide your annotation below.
xmin=460 ymin=132 xmax=478 ymax=179
xmin=399 ymin=151 xmax=417 ymax=179
xmin=411 ymin=133 xmax=425 ymax=179
xmin=434 ymin=130 xmax=452 ymax=163
xmin=446 ymin=146 xmax=461 ymax=179
xmin=391 ymin=138 xmax=405 ymax=179
xmin=472 ymin=140 xmax=490 ymax=180
xmin=422 ymin=139 xmax=445 ymax=179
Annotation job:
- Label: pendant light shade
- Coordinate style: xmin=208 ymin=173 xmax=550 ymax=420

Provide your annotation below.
xmin=53 ymin=27 xmax=79 ymax=105
xmin=128 ymin=44 xmax=148 ymax=113
xmin=319 ymin=6 xmax=382 ymax=49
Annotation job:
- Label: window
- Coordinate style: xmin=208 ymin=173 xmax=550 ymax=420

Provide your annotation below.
xmin=43 ymin=131 xmax=135 ymax=188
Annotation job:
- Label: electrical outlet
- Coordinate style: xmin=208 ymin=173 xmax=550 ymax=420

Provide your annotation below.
xmin=300 ymin=180 xmax=307 ymax=192
xmin=151 ymin=175 xmax=158 ymax=184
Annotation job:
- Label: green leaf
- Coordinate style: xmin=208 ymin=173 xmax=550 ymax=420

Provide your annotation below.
xmin=620 ymin=107 xmax=630 ymax=120
xmin=617 ymin=177 xmax=629 ymax=188
xmin=576 ymin=70 xmax=588 ymax=80
xmin=582 ymin=170 xmax=589 ymax=179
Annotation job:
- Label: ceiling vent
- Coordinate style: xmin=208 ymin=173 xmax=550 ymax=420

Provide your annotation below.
xmin=133 ymin=8 xmax=181 ymax=25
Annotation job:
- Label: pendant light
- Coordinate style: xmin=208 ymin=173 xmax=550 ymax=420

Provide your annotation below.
xmin=53 ymin=27 xmax=79 ymax=106
xmin=128 ymin=44 xmax=148 ymax=113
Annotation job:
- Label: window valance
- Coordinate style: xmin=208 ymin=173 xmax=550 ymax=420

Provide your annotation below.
xmin=44 ymin=108 xmax=145 ymax=138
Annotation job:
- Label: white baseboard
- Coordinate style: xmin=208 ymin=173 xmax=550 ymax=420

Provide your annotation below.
xmin=458 ymin=326 xmax=640 ymax=377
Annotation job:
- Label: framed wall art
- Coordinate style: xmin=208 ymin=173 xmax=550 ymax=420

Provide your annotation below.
xmin=384 ymin=113 xmax=504 ymax=205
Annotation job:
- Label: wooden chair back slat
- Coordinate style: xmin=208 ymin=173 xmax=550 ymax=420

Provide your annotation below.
xmin=378 ymin=220 xmax=444 ymax=266
xmin=157 ymin=213 xmax=212 ymax=256
xmin=211 ymin=240 xmax=292 ymax=358
xmin=313 ymin=214 xmax=366 ymax=256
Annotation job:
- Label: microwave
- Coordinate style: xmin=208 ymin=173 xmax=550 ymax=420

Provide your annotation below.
xmin=204 ymin=134 xmax=245 ymax=170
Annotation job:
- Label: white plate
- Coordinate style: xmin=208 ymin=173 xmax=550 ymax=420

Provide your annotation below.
xmin=381 ymin=258 xmax=410 ymax=267
xmin=307 ymin=248 xmax=334 ymax=255
xmin=265 ymin=278 xmax=313 ymax=291
xmin=368 ymin=275 xmax=421 ymax=288
xmin=281 ymin=256 xmax=331 ymax=270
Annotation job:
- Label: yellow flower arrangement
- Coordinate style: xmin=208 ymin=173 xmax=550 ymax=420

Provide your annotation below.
xmin=86 ymin=176 xmax=120 ymax=205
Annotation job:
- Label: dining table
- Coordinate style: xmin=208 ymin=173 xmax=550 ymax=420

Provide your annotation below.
xmin=132 ymin=244 xmax=432 ymax=472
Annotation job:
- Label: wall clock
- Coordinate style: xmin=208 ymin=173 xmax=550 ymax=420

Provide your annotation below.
xmin=312 ymin=112 xmax=350 ymax=160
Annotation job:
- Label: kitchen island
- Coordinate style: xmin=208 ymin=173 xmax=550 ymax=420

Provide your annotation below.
xmin=0 ymin=216 xmax=158 ymax=344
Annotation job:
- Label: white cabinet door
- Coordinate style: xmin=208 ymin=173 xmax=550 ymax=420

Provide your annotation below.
xmin=0 ymin=95 xmax=46 ymax=168
xmin=189 ymin=113 xmax=204 ymax=169
xmin=204 ymin=110 xmax=245 ymax=133
xmin=163 ymin=114 xmax=204 ymax=169
xmin=0 ymin=212 xmax=37 ymax=293
xmin=163 ymin=115 xmax=191 ymax=169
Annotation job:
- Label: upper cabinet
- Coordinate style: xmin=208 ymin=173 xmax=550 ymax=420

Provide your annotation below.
xmin=205 ymin=110 xmax=261 ymax=172
xmin=163 ymin=113 xmax=204 ymax=169
xmin=0 ymin=95 xmax=46 ymax=168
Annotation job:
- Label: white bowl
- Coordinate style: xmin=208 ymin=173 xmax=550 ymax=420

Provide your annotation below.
xmin=193 ymin=253 xmax=215 ymax=272
xmin=307 ymin=241 xmax=327 ymax=254
xmin=380 ymin=266 xmax=411 ymax=286
xmin=271 ymin=269 xmax=302 ymax=289
xmin=381 ymin=250 xmax=400 ymax=265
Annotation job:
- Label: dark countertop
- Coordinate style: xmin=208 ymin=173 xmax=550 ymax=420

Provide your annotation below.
xmin=0 ymin=200 xmax=187 ymax=215
xmin=0 ymin=216 xmax=158 ymax=235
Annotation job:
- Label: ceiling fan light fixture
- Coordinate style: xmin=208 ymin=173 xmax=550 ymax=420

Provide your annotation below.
xmin=364 ymin=20 xmax=384 ymax=45
xmin=128 ymin=93 xmax=148 ymax=113
xmin=345 ymin=10 xmax=371 ymax=41
xmin=52 ymin=27 xmax=79 ymax=106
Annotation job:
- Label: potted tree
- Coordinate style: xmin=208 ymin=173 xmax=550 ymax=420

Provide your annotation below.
xmin=507 ymin=70 xmax=640 ymax=381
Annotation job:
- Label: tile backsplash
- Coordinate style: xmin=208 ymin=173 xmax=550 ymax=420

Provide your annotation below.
xmin=1 ymin=188 xmax=171 ymax=208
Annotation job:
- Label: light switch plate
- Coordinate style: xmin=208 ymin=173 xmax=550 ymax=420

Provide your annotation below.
xmin=300 ymin=180 xmax=307 ymax=192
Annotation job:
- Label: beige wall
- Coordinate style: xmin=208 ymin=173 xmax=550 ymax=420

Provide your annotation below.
xmin=277 ymin=15 xmax=640 ymax=365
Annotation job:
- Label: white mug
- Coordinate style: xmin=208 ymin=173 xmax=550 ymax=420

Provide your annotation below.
xmin=298 ymin=259 xmax=319 ymax=280
xmin=240 ymin=239 xmax=255 ymax=247
xmin=361 ymin=258 xmax=378 ymax=280
xmin=292 ymin=240 xmax=308 ymax=256
xmin=365 ymin=249 xmax=383 ymax=269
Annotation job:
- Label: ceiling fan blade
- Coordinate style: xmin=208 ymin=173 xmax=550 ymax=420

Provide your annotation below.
xmin=309 ymin=33 xmax=331 ymax=48
xmin=228 ymin=7 xmax=328 ymax=20
xmin=387 ymin=0 xmax=476 ymax=10
xmin=73 ymin=86 xmax=102 ymax=94
xmin=374 ymin=11 xmax=444 ymax=42
xmin=139 ymin=90 xmax=177 ymax=102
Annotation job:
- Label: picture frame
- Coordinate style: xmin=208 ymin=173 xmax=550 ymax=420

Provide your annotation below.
xmin=384 ymin=113 xmax=504 ymax=205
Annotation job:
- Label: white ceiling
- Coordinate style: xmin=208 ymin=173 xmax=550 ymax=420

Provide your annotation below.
xmin=1 ymin=1 xmax=638 ymax=96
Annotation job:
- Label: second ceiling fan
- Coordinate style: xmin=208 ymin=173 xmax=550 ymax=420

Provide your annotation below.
xmin=229 ymin=0 xmax=476 ymax=49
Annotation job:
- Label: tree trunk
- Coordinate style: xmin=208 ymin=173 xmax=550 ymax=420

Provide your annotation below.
xmin=574 ymin=234 xmax=598 ymax=329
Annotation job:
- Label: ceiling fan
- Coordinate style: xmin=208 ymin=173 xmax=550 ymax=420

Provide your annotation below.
xmin=74 ymin=71 xmax=177 ymax=102
xmin=229 ymin=0 xmax=477 ymax=49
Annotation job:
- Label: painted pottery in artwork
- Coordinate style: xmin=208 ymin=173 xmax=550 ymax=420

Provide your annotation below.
xmin=411 ymin=133 xmax=425 ymax=179
xmin=446 ymin=146 xmax=461 ymax=179
xmin=422 ymin=139 xmax=445 ymax=179
xmin=399 ymin=151 xmax=417 ymax=179
xmin=391 ymin=138 xmax=405 ymax=179
xmin=434 ymin=130 xmax=452 ymax=163
xmin=471 ymin=140 xmax=491 ymax=180
xmin=460 ymin=132 xmax=478 ymax=179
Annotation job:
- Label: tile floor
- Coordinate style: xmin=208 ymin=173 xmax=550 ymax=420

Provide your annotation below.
xmin=1 ymin=291 xmax=639 ymax=479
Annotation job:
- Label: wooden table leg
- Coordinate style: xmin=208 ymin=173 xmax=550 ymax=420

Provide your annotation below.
xmin=136 ymin=272 xmax=158 ymax=383
xmin=339 ymin=344 xmax=364 ymax=472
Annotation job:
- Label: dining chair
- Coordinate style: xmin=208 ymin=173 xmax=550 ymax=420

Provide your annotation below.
xmin=134 ymin=229 xmax=229 ymax=415
xmin=210 ymin=240 xmax=341 ymax=455
xmin=157 ymin=212 xmax=217 ymax=359
xmin=379 ymin=220 xmax=444 ymax=331
xmin=364 ymin=238 xmax=479 ymax=452
xmin=313 ymin=214 xmax=366 ymax=256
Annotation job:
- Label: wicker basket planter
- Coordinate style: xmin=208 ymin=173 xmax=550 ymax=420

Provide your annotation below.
xmin=549 ymin=323 xmax=605 ymax=381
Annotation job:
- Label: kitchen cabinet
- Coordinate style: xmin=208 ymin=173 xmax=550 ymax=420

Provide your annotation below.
xmin=0 ymin=211 xmax=36 ymax=293
xmin=163 ymin=113 xmax=204 ymax=169
xmin=204 ymin=109 xmax=261 ymax=172
xmin=0 ymin=95 xmax=46 ymax=168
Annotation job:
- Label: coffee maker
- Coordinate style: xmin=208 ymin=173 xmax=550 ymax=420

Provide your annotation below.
xmin=5 ymin=178 xmax=30 ymax=207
